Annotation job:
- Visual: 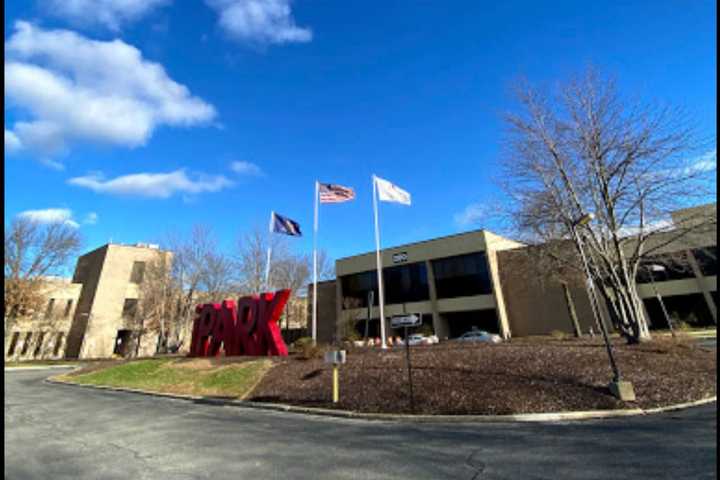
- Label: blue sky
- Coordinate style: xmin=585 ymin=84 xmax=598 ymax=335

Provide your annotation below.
xmin=4 ymin=0 xmax=717 ymax=265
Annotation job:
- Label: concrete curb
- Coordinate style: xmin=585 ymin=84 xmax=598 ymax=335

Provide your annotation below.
xmin=44 ymin=375 xmax=716 ymax=423
xmin=5 ymin=365 xmax=79 ymax=371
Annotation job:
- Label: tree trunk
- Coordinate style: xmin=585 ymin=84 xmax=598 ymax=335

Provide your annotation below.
xmin=560 ymin=281 xmax=582 ymax=337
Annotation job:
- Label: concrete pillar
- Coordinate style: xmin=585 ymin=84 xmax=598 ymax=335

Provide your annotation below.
xmin=425 ymin=260 xmax=448 ymax=338
xmin=686 ymin=249 xmax=717 ymax=323
xmin=483 ymin=241 xmax=512 ymax=339
xmin=335 ymin=277 xmax=344 ymax=343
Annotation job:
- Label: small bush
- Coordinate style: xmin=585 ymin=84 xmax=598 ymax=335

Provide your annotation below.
xmin=292 ymin=337 xmax=314 ymax=349
xmin=549 ymin=330 xmax=568 ymax=340
xmin=343 ymin=330 xmax=361 ymax=342
xmin=676 ymin=321 xmax=692 ymax=331
xmin=291 ymin=337 xmax=328 ymax=360
xmin=418 ymin=324 xmax=434 ymax=336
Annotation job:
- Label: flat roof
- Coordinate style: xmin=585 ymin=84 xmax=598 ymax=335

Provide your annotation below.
xmin=337 ymin=228 xmax=519 ymax=262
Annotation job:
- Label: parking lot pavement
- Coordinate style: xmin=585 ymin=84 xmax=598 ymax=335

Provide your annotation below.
xmin=5 ymin=368 xmax=717 ymax=480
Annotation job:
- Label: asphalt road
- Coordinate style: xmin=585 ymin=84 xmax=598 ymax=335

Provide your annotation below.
xmin=4 ymin=368 xmax=717 ymax=480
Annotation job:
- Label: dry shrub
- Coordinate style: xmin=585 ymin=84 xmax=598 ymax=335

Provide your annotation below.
xmin=550 ymin=330 xmax=568 ymax=340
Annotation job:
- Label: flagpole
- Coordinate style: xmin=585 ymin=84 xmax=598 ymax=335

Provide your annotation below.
xmin=372 ymin=175 xmax=388 ymax=349
xmin=265 ymin=211 xmax=274 ymax=291
xmin=312 ymin=181 xmax=319 ymax=346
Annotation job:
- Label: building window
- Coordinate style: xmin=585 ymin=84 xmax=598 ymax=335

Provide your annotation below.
xmin=432 ymin=252 xmax=493 ymax=299
xmin=383 ymin=262 xmax=430 ymax=304
xmin=130 ymin=261 xmax=146 ymax=284
xmin=341 ymin=271 xmax=378 ymax=309
xmin=122 ymin=298 xmax=139 ymax=319
xmin=637 ymin=252 xmax=697 ymax=283
xmin=20 ymin=332 xmax=33 ymax=356
xmin=73 ymin=259 xmax=89 ymax=284
xmin=33 ymin=332 xmax=46 ymax=358
xmin=64 ymin=299 xmax=74 ymax=318
xmin=53 ymin=332 xmax=65 ymax=357
xmin=692 ymin=247 xmax=717 ymax=277
xmin=7 ymin=332 xmax=21 ymax=356
xmin=45 ymin=299 xmax=56 ymax=319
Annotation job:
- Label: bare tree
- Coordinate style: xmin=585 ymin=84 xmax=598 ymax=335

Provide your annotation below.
xmin=137 ymin=225 xmax=235 ymax=354
xmin=500 ymin=68 xmax=716 ymax=343
xmin=4 ymin=218 xmax=82 ymax=333
xmin=233 ymin=228 xmax=290 ymax=295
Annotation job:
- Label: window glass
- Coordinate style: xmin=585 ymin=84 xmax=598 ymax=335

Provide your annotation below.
xmin=20 ymin=332 xmax=33 ymax=356
xmin=637 ymin=252 xmax=696 ymax=283
xmin=53 ymin=332 xmax=65 ymax=357
xmin=432 ymin=252 xmax=493 ymax=299
xmin=692 ymin=247 xmax=717 ymax=277
xmin=130 ymin=261 xmax=146 ymax=284
xmin=122 ymin=299 xmax=139 ymax=319
xmin=341 ymin=271 xmax=377 ymax=309
xmin=383 ymin=262 xmax=430 ymax=304
xmin=45 ymin=299 xmax=56 ymax=319
xmin=341 ymin=262 xmax=430 ymax=309
xmin=33 ymin=332 xmax=46 ymax=357
xmin=7 ymin=332 xmax=21 ymax=356
xmin=64 ymin=299 xmax=74 ymax=318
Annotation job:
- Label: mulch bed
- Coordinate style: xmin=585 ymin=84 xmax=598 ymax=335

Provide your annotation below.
xmin=247 ymin=337 xmax=716 ymax=415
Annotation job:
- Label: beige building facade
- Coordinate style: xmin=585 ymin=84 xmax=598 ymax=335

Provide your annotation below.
xmin=331 ymin=230 xmax=525 ymax=342
xmin=317 ymin=203 xmax=716 ymax=342
xmin=5 ymin=243 xmax=170 ymax=361
xmin=5 ymin=277 xmax=82 ymax=361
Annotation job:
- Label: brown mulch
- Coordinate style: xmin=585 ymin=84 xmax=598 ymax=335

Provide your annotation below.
xmin=247 ymin=337 xmax=717 ymax=415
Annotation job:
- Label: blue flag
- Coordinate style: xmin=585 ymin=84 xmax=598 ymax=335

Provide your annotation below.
xmin=271 ymin=212 xmax=302 ymax=237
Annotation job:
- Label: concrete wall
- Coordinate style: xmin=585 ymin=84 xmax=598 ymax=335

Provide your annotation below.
xmin=333 ymin=230 xmax=525 ymax=341
xmin=78 ymin=245 xmax=168 ymax=359
xmin=497 ymin=244 xmax=600 ymax=337
xmin=5 ymin=278 xmax=82 ymax=361
xmin=307 ymin=280 xmax=337 ymax=343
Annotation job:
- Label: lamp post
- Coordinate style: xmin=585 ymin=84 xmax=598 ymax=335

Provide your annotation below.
xmin=570 ymin=213 xmax=635 ymax=400
xmin=647 ymin=264 xmax=675 ymax=338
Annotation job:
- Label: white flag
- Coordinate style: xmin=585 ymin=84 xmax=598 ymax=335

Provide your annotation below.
xmin=374 ymin=175 xmax=411 ymax=205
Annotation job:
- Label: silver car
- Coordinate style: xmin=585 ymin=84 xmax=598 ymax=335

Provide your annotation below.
xmin=456 ymin=330 xmax=502 ymax=343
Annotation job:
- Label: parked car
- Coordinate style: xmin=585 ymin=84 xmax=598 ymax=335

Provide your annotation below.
xmin=405 ymin=334 xmax=429 ymax=346
xmin=456 ymin=330 xmax=502 ymax=343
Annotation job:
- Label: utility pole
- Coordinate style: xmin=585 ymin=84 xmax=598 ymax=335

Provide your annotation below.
xmin=571 ymin=213 xmax=635 ymax=401
xmin=647 ymin=264 xmax=675 ymax=338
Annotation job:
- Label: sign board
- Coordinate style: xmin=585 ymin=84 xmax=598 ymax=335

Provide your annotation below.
xmin=324 ymin=350 xmax=347 ymax=364
xmin=390 ymin=314 xmax=421 ymax=329
xmin=392 ymin=252 xmax=408 ymax=264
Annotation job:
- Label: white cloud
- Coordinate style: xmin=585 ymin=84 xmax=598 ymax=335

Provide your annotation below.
xmin=229 ymin=160 xmax=263 ymax=176
xmin=454 ymin=202 xmax=491 ymax=228
xmin=44 ymin=0 xmax=171 ymax=31
xmin=4 ymin=21 xmax=216 ymax=162
xmin=687 ymin=149 xmax=717 ymax=174
xmin=83 ymin=212 xmax=99 ymax=225
xmin=5 ymin=129 xmax=22 ymax=152
xmin=616 ymin=218 xmax=674 ymax=238
xmin=206 ymin=0 xmax=312 ymax=44
xmin=18 ymin=208 xmax=80 ymax=228
xmin=68 ymin=170 xmax=234 ymax=198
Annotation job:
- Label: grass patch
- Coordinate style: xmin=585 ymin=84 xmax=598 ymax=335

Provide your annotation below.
xmin=61 ymin=358 xmax=273 ymax=399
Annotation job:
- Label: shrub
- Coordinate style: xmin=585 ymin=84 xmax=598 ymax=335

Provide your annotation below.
xmin=291 ymin=337 xmax=328 ymax=360
xmin=676 ymin=321 xmax=692 ymax=331
xmin=549 ymin=330 xmax=568 ymax=340
xmin=418 ymin=324 xmax=434 ymax=336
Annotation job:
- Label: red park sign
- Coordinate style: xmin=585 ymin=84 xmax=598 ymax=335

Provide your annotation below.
xmin=189 ymin=289 xmax=291 ymax=357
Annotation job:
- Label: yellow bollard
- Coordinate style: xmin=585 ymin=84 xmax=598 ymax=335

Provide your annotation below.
xmin=332 ymin=365 xmax=339 ymax=403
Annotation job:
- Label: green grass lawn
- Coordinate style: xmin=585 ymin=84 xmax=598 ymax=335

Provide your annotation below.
xmin=59 ymin=358 xmax=273 ymax=399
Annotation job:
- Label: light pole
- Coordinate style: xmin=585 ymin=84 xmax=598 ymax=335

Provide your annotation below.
xmin=570 ymin=213 xmax=635 ymax=400
xmin=646 ymin=264 xmax=675 ymax=338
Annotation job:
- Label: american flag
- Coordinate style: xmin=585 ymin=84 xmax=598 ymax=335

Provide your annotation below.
xmin=319 ymin=183 xmax=356 ymax=203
